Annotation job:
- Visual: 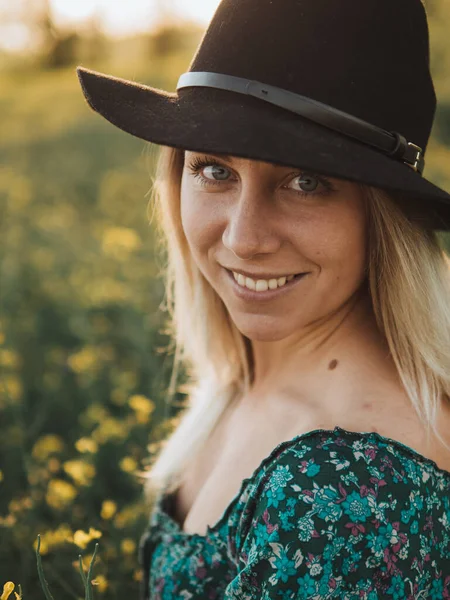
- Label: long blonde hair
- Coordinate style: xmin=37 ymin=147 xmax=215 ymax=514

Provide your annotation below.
xmin=141 ymin=144 xmax=450 ymax=503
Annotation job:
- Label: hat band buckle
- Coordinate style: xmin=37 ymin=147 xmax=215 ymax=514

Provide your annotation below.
xmin=177 ymin=71 xmax=425 ymax=176
xmin=406 ymin=142 xmax=425 ymax=173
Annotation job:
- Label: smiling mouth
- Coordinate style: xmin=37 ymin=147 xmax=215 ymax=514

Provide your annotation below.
xmin=226 ymin=268 xmax=308 ymax=293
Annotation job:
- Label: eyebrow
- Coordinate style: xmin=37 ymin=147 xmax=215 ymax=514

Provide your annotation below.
xmin=188 ymin=151 xmax=284 ymax=169
xmin=188 ymin=151 xmax=233 ymax=163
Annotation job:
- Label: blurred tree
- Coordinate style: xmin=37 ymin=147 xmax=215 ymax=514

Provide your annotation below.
xmin=44 ymin=31 xmax=81 ymax=69
xmin=150 ymin=24 xmax=191 ymax=57
xmin=424 ymin=0 xmax=440 ymax=17
xmin=153 ymin=0 xmax=176 ymax=27
xmin=34 ymin=0 xmax=81 ymax=69
xmin=79 ymin=14 xmax=109 ymax=65
xmin=0 ymin=0 xmax=82 ymax=68
xmin=147 ymin=0 xmax=197 ymax=57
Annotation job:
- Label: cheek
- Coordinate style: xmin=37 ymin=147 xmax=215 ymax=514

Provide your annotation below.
xmin=300 ymin=206 xmax=367 ymax=281
xmin=180 ymin=186 xmax=222 ymax=258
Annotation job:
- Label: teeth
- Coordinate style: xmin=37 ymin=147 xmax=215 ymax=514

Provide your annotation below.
xmin=232 ymin=271 xmax=297 ymax=292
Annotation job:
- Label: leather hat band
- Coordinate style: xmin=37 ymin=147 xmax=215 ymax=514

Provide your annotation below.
xmin=177 ymin=71 xmax=425 ymax=176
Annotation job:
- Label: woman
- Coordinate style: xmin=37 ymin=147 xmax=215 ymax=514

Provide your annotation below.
xmin=77 ymin=0 xmax=450 ymax=597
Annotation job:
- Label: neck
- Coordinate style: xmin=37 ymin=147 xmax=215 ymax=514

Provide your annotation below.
xmin=246 ymin=287 xmax=399 ymax=414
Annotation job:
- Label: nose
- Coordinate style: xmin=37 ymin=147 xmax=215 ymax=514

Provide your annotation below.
xmin=222 ymin=185 xmax=281 ymax=259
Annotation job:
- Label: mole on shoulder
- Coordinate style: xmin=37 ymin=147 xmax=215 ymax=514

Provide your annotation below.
xmin=328 ymin=359 xmax=338 ymax=370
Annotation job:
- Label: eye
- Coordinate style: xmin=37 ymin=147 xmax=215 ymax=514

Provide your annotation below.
xmin=288 ymin=174 xmax=332 ymax=196
xmin=295 ymin=175 xmax=319 ymax=192
xmin=187 ymin=157 xmax=233 ymax=187
xmin=202 ymin=164 xmax=230 ymax=181
xmin=187 ymin=156 xmax=335 ymax=198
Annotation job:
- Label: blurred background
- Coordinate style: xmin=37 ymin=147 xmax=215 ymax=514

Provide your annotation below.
xmin=0 ymin=0 xmax=450 ymax=598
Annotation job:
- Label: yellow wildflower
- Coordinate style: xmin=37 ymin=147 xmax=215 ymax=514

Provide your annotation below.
xmin=119 ymin=456 xmax=137 ymax=473
xmin=67 ymin=346 xmax=99 ymax=374
xmin=113 ymin=504 xmax=141 ymax=528
xmin=63 ymin=460 xmax=96 ymax=486
xmin=91 ymin=574 xmax=108 ymax=592
xmin=71 ymin=528 xmax=102 ymax=550
xmin=100 ymin=500 xmax=117 ymax=520
xmin=33 ymin=525 xmax=73 ymax=554
xmin=92 ymin=417 xmax=127 ymax=443
xmin=75 ymin=437 xmax=98 ymax=454
xmin=0 ymin=375 xmax=23 ymax=403
xmin=0 ymin=349 xmax=21 ymax=368
xmin=8 ymin=497 xmax=32 ymax=514
xmin=121 ymin=538 xmax=136 ymax=555
xmin=45 ymin=479 xmax=77 ymax=510
xmin=101 ymin=226 xmax=142 ymax=260
xmin=32 ymin=435 xmax=65 ymax=461
xmin=0 ymin=515 xmax=16 ymax=527
xmin=83 ymin=403 xmax=108 ymax=425
xmin=129 ymin=395 xmax=154 ymax=424
xmin=1 ymin=582 xmax=20 ymax=600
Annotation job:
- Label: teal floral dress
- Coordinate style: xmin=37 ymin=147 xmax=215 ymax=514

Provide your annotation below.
xmin=138 ymin=426 xmax=450 ymax=599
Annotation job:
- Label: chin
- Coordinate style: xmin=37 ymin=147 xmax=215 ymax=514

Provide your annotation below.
xmin=230 ymin=316 xmax=296 ymax=342
xmin=244 ymin=330 xmax=290 ymax=342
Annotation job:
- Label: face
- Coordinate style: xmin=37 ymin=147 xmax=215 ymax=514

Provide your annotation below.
xmin=180 ymin=151 xmax=368 ymax=342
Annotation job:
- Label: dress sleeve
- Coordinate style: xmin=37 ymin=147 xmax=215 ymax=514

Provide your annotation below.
xmin=223 ymin=431 xmax=423 ymax=599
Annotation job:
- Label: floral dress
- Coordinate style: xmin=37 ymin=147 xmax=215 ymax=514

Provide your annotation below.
xmin=138 ymin=426 xmax=450 ymax=599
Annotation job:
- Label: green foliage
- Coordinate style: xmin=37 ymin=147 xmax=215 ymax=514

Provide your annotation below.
xmin=0 ymin=33 xmax=199 ymax=599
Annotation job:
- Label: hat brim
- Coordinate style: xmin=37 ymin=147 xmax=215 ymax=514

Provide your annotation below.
xmin=76 ymin=66 xmax=450 ymax=230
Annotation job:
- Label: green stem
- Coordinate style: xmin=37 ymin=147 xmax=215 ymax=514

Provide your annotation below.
xmin=85 ymin=543 xmax=99 ymax=600
xmin=78 ymin=555 xmax=87 ymax=586
xmin=35 ymin=535 xmax=55 ymax=600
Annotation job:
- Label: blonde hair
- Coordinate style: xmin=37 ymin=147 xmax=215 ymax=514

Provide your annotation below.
xmin=140 ymin=144 xmax=450 ymax=503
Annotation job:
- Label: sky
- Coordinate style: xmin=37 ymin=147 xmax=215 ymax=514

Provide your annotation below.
xmin=1 ymin=0 xmax=222 ymax=52
xmin=49 ymin=0 xmax=221 ymax=33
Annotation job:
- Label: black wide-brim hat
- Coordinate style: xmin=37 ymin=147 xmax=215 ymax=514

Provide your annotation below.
xmin=76 ymin=0 xmax=450 ymax=230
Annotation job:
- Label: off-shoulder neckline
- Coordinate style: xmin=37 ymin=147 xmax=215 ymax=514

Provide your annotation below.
xmin=156 ymin=425 xmax=450 ymax=540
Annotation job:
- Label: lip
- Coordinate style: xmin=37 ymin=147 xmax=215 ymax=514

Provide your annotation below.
xmin=224 ymin=268 xmax=308 ymax=301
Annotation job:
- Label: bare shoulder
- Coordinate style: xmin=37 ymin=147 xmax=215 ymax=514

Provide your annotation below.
xmin=174 ymin=388 xmax=450 ymax=535
xmin=339 ymin=392 xmax=450 ymax=474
